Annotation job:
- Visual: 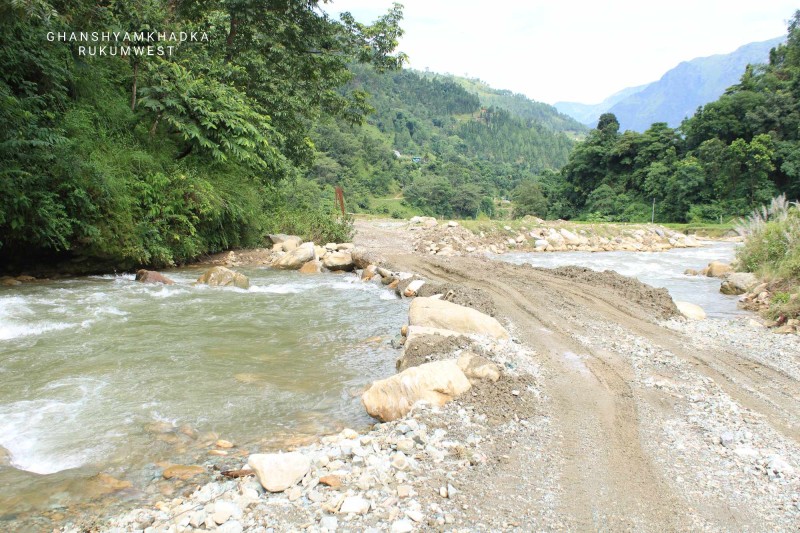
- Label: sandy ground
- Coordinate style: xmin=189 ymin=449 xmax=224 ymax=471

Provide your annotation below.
xmin=354 ymin=218 xmax=800 ymax=531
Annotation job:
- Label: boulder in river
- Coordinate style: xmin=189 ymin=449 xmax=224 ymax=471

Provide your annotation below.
xmin=706 ymin=261 xmax=732 ymax=278
xmin=409 ymin=297 xmax=510 ymax=339
xmin=351 ymin=247 xmax=383 ymax=269
xmin=135 ymin=269 xmax=175 ymax=285
xmin=362 ymin=359 xmax=472 ymax=421
xmin=322 ymin=251 xmax=354 ymax=271
xmin=720 ymin=272 xmax=759 ymax=295
xmin=273 ymin=243 xmax=315 ymax=270
xmin=675 ymin=301 xmax=706 ymax=320
xmin=196 ymin=266 xmax=250 ymax=289
xmin=298 ymin=260 xmax=322 ymax=274
xmin=248 ymin=452 xmax=311 ymax=492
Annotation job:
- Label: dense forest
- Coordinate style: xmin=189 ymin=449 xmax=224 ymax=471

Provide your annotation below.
xmin=304 ymin=65 xmax=580 ymax=219
xmin=0 ymin=0 xmax=405 ymax=272
xmin=529 ymin=12 xmax=800 ymax=223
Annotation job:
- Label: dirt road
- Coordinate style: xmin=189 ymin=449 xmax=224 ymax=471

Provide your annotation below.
xmin=356 ymin=219 xmax=800 ymax=531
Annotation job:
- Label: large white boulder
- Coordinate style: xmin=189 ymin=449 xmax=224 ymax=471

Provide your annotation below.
xmin=675 ymin=301 xmax=706 ymax=320
xmin=322 ymin=251 xmax=354 ymax=271
xmin=409 ymin=297 xmax=509 ymax=339
xmin=362 ymin=360 xmax=472 ymax=421
xmin=248 ymin=452 xmax=311 ymax=492
xmin=196 ymin=266 xmax=249 ymax=289
xmin=720 ymin=272 xmax=759 ymax=295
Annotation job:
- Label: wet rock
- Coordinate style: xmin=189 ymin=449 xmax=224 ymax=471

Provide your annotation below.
xmin=409 ymin=297 xmax=510 ymax=339
xmin=196 ymin=266 xmax=250 ymax=289
xmin=323 ymin=251 xmax=354 ymax=271
xmin=362 ymin=360 xmax=471 ymax=421
xmin=299 ymin=259 xmax=322 ymax=274
xmin=215 ymin=439 xmax=235 ymax=449
xmin=675 ymin=301 xmax=706 ymax=320
xmin=1 ymin=277 xmax=21 ymax=286
xmin=361 ymin=264 xmax=378 ymax=281
xmin=403 ymin=279 xmax=425 ymax=298
xmin=720 ymin=272 xmax=759 ymax=295
xmin=352 ymin=247 xmax=383 ymax=269
xmin=248 ymin=452 xmax=311 ymax=492
xmin=162 ymin=465 xmax=205 ymax=480
xmin=86 ymin=473 xmax=132 ymax=496
xmin=135 ymin=269 xmax=175 ymax=285
xmin=273 ymin=243 xmax=316 ymax=270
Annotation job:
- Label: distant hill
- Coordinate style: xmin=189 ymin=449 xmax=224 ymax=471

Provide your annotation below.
xmin=554 ymin=84 xmax=649 ymax=127
xmin=555 ymin=37 xmax=784 ymax=131
xmin=419 ymin=71 xmax=588 ymax=136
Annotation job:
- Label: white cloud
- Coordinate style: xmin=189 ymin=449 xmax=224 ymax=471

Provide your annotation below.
xmin=327 ymin=0 xmax=796 ymax=104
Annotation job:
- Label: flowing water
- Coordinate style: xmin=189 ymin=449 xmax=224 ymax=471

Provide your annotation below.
xmin=497 ymin=241 xmax=744 ymax=318
xmin=0 ymin=268 xmax=406 ymax=523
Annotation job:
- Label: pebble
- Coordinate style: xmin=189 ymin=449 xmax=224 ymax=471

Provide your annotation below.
xmin=391 ymin=519 xmax=414 ymax=533
xmin=320 ymin=516 xmax=339 ymax=531
xmin=339 ymin=495 xmax=370 ymax=514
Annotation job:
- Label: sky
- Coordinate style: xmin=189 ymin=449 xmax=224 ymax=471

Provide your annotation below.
xmin=325 ymin=1 xmax=797 ymax=105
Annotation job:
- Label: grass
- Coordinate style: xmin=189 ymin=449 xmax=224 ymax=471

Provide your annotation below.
xmin=661 ymin=222 xmax=736 ymax=238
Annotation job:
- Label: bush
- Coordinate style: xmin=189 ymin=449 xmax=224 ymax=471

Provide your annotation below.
xmin=736 ymin=196 xmax=800 ymax=280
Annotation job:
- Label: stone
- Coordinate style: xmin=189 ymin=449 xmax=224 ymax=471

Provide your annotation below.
xmin=409 ymin=297 xmax=509 ymax=339
xmin=765 ymin=455 xmax=795 ymax=477
xmin=362 ymin=360 xmax=472 ymax=422
xmin=457 ymin=352 xmax=501 ymax=383
xmin=162 ymin=465 xmax=205 ymax=480
xmin=320 ymin=516 xmax=339 ymax=531
xmin=212 ymin=501 xmax=238 ymax=524
xmin=268 ymin=234 xmax=302 ymax=247
xmin=247 ymin=452 xmax=311 ymax=492
xmin=352 ymin=248 xmax=383 ymax=269
xmin=273 ymin=243 xmax=316 ymax=270
xmin=391 ymin=519 xmax=414 ymax=533
xmin=706 ymin=261 xmax=732 ymax=278
xmin=336 ymin=243 xmax=354 ymax=251
xmin=319 ymin=475 xmax=342 ymax=489
xmin=299 ymin=260 xmax=322 ymax=274
xmin=339 ymin=495 xmax=370 ymax=514
xmin=196 ymin=266 xmax=250 ymax=289
xmin=361 ymin=265 xmax=378 ymax=281
xmin=559 ymin=228 xmax=582 ymax=245
xmin=135 ymin=269 xmax=175 ymax=285
xmin=447 ymin=220 xmax=459 ymax=227
xmin=396 ymin=484 xmax=413 ymax=498
xmin=403 ymin=279 xmax=425 ymax=298
xmin=86 ymin=473 xmax=132 ymax=496
xmin=675 ymin=301 xmax=706 ymax=320
xmin=1 ymin=277 xmax=21 ymax=286
xmin=323 ymin=251 xmax=355 ymax=271
xmin=720 ymin=272 xmax=759 ymax=295
xmin=215 ymin=439 xmax=235 ymax=449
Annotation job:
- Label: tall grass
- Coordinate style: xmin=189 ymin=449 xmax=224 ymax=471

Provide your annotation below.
xmin=736 ymin=194 xmax=800 ymax=281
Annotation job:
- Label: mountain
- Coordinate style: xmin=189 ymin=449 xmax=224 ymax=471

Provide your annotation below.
xmin=556 ymin=37 xmax=784 ymax=132
xmin=554 ymin=84 xmax=650 ymax=127
xmin=420 ymin=73 xmax=589 ymax=136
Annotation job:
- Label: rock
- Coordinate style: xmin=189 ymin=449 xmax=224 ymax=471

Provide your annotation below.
xmin=212 ymin=501 xmax=238 ymax=525
xmin=1 ymin=277 xmax=21 ymax=286
xmin=765 ymin=455 xmax=794 ymax=477
xmin=248 ymin=452 xmax=311 ymax=492
xmin=534 ymin=239 xmax=549 ymax=249
xmin=15 ymin=275 xmax=35 ymax=282
xmin=320 ymin=516 xmax=339 ymax=531
xmin=362 ymin=359 xmax=472 ymax=421
xmin=336 ymin=243 xmax=354 ymax=251
xmin=282 ymin=240 xmax=299 ymax=252
xmin=268 ymin=234 xmax=302 ymax=247
xmin=299 ymin=260 xmax=322 ymax=274
xmin=86 ymin=473 xmax=132 ymax=496
xmin=361 ymin=265 xmax=378 ymax=281
xmin=675 ymin=301 xmax=706 ymax=320
xmin=273 ymin=243 xmax=316 ymax=270
xmin=403 ymin=279 xmax=425 ymax=298
xmin=683 ymin=269 xmax=699 ymax=276
xmin=196 ymin=267 xmax=250 ymax=289
xmin=339 ymin=495 xmax=370 ymax=514
xmin=457 ymin=352 xmax=501 ymax=382
xmin=720 ymin=272 xmax=759 ymax=295
xmin=706 ymin=261 xmax=732 ymax=278
xmin=319 ymin=475 xmax=342 ymax=489
xmin=162 ymin=465 xmax=205 ymax=480
xmin=322 ymin=251 xmax=354 ymax=271
xmin=351 ymin=247 xmax=383 ymax=269
xmin=447 ymin=220 xmax=459 ymax=227
xmin=391 ymin=519 xmax=414 ymax=533
xmin=409 ymin=297 xmax=509 ymax=339
xmin=135 ymin=269 xmax=175 ymax=285
xmin=559 ymin=228 xmax=582 ymax=245
xmin=215 ymin=439 xmax=235 ymax=449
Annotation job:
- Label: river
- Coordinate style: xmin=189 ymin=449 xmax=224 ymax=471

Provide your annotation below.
xmin=0 ymin=267 xmax=407 ymax=523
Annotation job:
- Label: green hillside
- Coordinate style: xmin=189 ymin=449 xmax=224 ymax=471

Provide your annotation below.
xmin=304 ymin=65 xmax=578 ymax=218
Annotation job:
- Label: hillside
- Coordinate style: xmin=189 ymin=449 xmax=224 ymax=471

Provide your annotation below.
xmin=556 ymin=37 xmax=783 ymax=131
xmin=304 ymin=65 xmax=578 ymax=219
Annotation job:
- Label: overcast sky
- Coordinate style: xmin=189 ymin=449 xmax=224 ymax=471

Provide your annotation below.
xmin=325 ymin=1 xmax=796 ymax=105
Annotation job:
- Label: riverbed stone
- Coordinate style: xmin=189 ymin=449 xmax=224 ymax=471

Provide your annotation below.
xmin=675 ymin=301 xmax=706 ymax=320
xmin=162 ymin=465 xmax=205 ymax=480
xmin=273 ymin=243 xmax=316 ymax=270
xmin=457 ymin=352 xmax=501 ymax=383
xmin=409 ymin=297 xmax=510 ymax=339
xmin=196 ymin=266 xmax=250 ymax=289
xmin=339 ymin=495 xmax=370 ymax=514
xmin=135 ymin=269 xmax=175 ymax=285
xmin=362 ymin=359 xmax=472 ymax=422
xmin=706 ymin=261 xmax=732 ymax=278
xmin=720 ymin=272 xmax=759 ymax=295
xmin=248 ymin=452 xmax=311 ymax=492
xmin=299 ymin=259 xmax=322 ymax=274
